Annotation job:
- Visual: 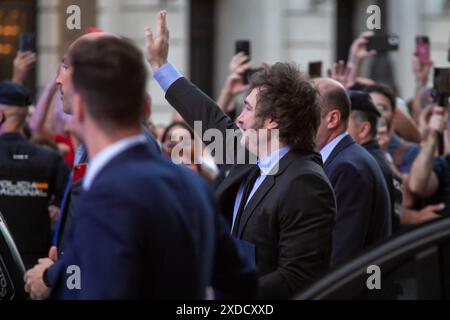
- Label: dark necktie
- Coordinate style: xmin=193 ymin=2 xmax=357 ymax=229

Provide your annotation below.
xmin=232 ymin=165 xmax=261 ymax=237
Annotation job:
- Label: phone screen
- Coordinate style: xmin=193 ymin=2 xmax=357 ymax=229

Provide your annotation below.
xmin=19 ymin=32 xmax=37 ymax=53
xmin=235 ymin=40 xmax=251 ymax=58
xmin=308 ymin=62 xmax=323 ymax=78
xmin=433 ymin=68 xmax=450 ymax=107
xmin=367 ymin=34 xmax=399 ymax=52
xmin=416 ymin=36 xmax=430 ymax=65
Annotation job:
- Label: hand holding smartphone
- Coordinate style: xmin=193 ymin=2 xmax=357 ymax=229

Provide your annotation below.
xmin=432 ymin=67 xmax=450 ymax=155
xmin=366 ymin=34 xmax=399 ymax=53
xmin=234 ymin=40 xmax=261 ymax=84
xmin=433 ymin=68 xmax=450 ymax=107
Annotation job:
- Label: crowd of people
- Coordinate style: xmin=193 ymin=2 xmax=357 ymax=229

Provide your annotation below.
xmin=0 ymin=10 xmax=448 ymax=300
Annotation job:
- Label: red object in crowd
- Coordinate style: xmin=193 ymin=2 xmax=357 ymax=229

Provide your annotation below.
xmin=55 ymin=134 xmax=75 ymax=168
xmin=86 ymin=27 xmax=103 ymax=34
xmin=72 ymin=163 xmax=88 ymax=184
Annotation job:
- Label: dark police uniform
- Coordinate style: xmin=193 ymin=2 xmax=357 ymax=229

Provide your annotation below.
xmin=0 ymin=81 xmax=70 ymax=268
xmin=0 ymin=134 xmax=70 ymax=269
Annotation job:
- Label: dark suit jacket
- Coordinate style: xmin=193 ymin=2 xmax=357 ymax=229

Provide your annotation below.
xmin=45 ymin=127 xmax=160 ymax=289
xmin=166 ymin=77 xmax=337 ymax=299
xmin=56 ymin=126 xmax=160 ymax=255
xmin=52 ymin=143 xmax=255 ymax=299
xmin=324 ymin=135 xmax=392 ymax=267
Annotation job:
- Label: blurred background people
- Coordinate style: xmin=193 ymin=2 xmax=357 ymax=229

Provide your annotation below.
xmin=161 ymin=121 xmax=218 ymax=181
xmin=366 ymin=84 xmax=421 ymax=175
xmin=409 ymin=105 xmax=450 ymax=217
xmin=347 ymin=91 xmax=403 ymax=232
xmin=0 ymin=80 xmax=69 ymax=268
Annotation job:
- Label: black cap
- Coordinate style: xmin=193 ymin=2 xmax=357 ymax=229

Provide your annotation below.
xmin=348 ymin=90 xmax=381 ymax=117
xmin=0 ymin=81 xmax=32 ymax=107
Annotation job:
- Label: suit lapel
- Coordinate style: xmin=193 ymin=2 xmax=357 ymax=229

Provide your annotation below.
xmin=215 ymin=164 xmax=254 ymax=199
xmin=235 ymin=150 xmax=301 ymax=239
xmin=324 ymin=135 xmax=355 ymax=168
xmin=215 ymin=164 xmax=255 ymax=223
xmin=237 ymin=174 xmax=275 ymax=239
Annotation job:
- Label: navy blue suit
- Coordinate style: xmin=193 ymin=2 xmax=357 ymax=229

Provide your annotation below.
xmin=324 ymin=135 xmax=392 ymax=267
xmin=52 ymin=143 xmax=255 ymax=299
xmin=45 ymin=127 xmax=160 ymax=289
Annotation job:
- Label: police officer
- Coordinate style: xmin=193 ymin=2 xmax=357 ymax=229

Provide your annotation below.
xmin=0 ymin=80 xmax=70 ymax=269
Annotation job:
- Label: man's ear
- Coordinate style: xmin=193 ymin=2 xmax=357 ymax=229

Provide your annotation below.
xmin=327 ymin=110 xmax=342 ymax=129
xmin=360 ymin=121 xmax=372 ymax=140
xmin=264 ymin=118 xmax=279 ymax=130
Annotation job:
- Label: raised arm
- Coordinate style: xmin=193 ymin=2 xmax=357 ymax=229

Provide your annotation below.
xmin=145 ymin=11 xmax=247 ymax=169
xmin=346 ymin=32 xmax=377 ymax=86
xmin=409 ymin=106 xmax=445 ymax=198
xmin=29 ymin=77 xmax=58 ymax=140
xmin=12 ymin=51 xmax=37 ymax=85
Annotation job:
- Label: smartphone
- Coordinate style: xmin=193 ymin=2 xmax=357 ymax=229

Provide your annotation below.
xmin=308 ymin=61 xmax=323 ymax=78
xmin=416 ymin=36 xmax=430 ymax=65
xmin=235 ymin=40 xmax=251 ymax=58
xmin=367 ymin=34 xmax=400 ymax=52
xmin=433 ymin=68 xmax=450 ymax=107
xmin=19 ymin=32 xmax=37 ymax=53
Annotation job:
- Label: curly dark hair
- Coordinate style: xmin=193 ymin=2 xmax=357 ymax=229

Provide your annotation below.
xmin=249 ymin=62 xmax=321 ymax=153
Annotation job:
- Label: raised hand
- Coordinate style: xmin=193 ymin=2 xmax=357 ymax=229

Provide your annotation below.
xmin=412 ymin=55 xmax=433 ymax=88
xmin=145 ymin=10 xmax=170 ymax=70
xmin=229 ymin=52 xmax=250 ymax=74
xmin=12 ymin=51 xmax=37 ymax=85
xmin=428 ymin=106 xmax=448 ymax=135
xmin=348 ymin=31 xmax=377 ymax=63
xmin=327 ymin=60 xmax=353 ymax=88
xmin=225 ymin=63 xmax=251 ymax=96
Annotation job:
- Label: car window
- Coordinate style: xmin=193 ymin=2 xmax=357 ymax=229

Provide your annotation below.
xmin=360 ymin=245 xmax=443 ymax=300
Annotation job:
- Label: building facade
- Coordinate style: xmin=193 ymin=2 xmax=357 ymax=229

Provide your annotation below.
xmin=1 ymin=0 xmax=449 ymax=125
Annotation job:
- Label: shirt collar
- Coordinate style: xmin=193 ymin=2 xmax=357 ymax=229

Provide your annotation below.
xmin=83 ymin=135 xmax=147 ymax=191
xmin=320 ymin=132 xmax=348 ymax=163
xmin=257 ymin=146 xmax=291 ymax=176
